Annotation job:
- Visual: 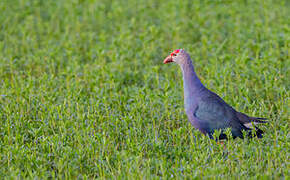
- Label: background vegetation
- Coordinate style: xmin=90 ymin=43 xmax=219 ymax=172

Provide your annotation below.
xmin=0 ymin=0 xmax=289 ymax=178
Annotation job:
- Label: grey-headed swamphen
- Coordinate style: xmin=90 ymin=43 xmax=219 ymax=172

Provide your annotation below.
xmin=163 ymin=49 xmax=267 ymax=140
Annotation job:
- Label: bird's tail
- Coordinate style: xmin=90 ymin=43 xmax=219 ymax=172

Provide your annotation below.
xmin=237 ymin=112 xmax=268 ymax=124
xmin=248 ymin=116 xmax=268 ymax=124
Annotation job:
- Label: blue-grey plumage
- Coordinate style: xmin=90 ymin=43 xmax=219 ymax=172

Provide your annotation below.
xmin=163 ymin=49 xmax=267 ymax=140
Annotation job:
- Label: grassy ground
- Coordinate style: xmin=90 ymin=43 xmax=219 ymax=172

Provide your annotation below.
xmin=0 ymin=0 xmax=289 ymax=178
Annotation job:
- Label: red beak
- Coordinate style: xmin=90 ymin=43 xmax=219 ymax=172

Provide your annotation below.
xmin=163 ymin=55 xmax=173 ymax=64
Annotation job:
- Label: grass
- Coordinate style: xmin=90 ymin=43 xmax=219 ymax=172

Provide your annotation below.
xmin=0 ymin=0 xmax=289 ymax=178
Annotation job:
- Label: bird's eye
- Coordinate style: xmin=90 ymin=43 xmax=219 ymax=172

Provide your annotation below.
xmin=172 ymin=53 xmax=177 ymax=56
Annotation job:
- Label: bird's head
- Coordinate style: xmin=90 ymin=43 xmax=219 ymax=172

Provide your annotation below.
xmin=163 ymin=49 xmax=190 ymax=65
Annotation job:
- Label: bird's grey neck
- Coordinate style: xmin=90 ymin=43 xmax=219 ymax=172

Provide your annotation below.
xmin=179 ymin=59 xmax=204 ymax=103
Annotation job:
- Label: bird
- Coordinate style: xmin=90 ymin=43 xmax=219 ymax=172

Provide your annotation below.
xmin=163 ymin=49 xmax=267 ymax=140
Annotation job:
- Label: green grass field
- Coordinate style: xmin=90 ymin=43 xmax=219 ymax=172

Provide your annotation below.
xmin=0 ymin=0 xmax=289 ymax=178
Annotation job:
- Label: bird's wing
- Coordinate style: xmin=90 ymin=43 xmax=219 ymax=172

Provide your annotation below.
xmin=193 ymin=92 xmax=249 ymax=138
